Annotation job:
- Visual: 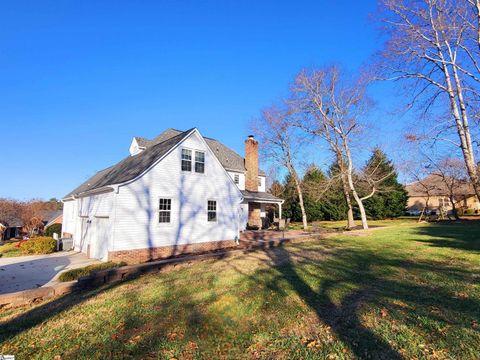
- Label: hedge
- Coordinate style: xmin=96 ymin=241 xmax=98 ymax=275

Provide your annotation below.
xmin=44 ymin=223 xmax=62 ymax=237
xmin=58 ymin=262 xmax=127 ymax=282
xmin=21 ymin=237 xmax=57 ymax=255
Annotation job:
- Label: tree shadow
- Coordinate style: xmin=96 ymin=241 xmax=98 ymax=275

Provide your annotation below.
xmin=413 ymin=220 xmax=480 ymax=252
xmin=232 ymin=238 xmax=480 ymax=359
xmin=0 ymin=280 xmax=130 ymax=344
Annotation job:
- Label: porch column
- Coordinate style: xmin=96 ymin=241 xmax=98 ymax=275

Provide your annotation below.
xmin=279 ymin=203 xmax=282 ymax=219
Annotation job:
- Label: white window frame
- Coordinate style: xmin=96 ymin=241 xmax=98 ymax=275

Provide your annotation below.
xmin=181 ymin=148 xmax=192 ymax=172
xmin=195 ymin=151 xmax=205 ymax=174
xmin=207 ymin=200 xmax=217 ymax=222
xmin=158 ymin=197 xmax=173 ymax=224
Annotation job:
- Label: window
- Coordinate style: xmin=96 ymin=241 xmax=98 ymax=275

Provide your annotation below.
xmin=195 ymin=151 xmax=205 ymax=173
xmin=234 ymin=174 xmax=239 ymax=184
xmin=207 ymin=200 xmax=217 ymax=222
xmin=159 ymin=198 xmax=172 ymax=223
xmin=258 ymin=177 xmax=262 ymax=186
xmin=181 ymin=149 xmax=192 ymax=172
xmin=439 ymin=197 xmax=450 ymax=208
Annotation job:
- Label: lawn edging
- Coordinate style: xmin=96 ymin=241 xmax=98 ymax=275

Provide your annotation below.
xmin=0 ymin=232 xmax=326 ymax=309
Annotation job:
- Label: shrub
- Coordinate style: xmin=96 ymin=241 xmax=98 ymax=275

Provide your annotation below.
xmin=44 ymin=223 xmax=62 ymax=237
xmin=21 ymin=236 xmax=57 ymax=255
xmin=58 ymin=262 xmax=127 ymax=282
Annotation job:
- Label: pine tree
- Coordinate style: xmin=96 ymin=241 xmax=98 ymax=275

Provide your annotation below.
xmin=362 ymin=148 xmax=408 ymax=219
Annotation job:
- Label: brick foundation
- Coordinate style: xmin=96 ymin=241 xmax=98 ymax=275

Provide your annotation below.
xmin=108 ymin=240 xmax=238 ymax=264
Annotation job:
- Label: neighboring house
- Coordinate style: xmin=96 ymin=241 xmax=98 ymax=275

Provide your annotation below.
xmin=62 ymin=128 xmax=283 ymax=263
xmin=43 ymin=210 xmax=63 ymax=229
xmin=405 ymin=174 xmax=480 ymax=215
xmin=0 ymin=217 xmax=22 ymax=240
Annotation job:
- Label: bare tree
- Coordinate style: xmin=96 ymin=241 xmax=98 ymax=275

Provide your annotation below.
xmin=251 ymin=106 xmax=309 ymax=230
xmin=431 ymin=157 xmax=469 ymax=219
xmin=0 ymin=198 xmax=23 ymax=240
xmin=379 ymin=0 xmax=480 ymax=200
xmin=291 ymin=66 xmax=371 ymax=229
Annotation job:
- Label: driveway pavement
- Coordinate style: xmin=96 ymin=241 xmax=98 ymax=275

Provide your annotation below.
xmin=0 ymin=251 xmax=100 ymax=295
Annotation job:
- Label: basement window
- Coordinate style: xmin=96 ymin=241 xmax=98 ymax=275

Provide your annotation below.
xmin=207 ymin=200 xmax=217 ymax=222
xmin=159 ymin=198 xmax=172 ymax=223
xmin=181 ymin=149 xmax=192 ymax=172
xmin=195 ymin=151 xmax=205 ymax=173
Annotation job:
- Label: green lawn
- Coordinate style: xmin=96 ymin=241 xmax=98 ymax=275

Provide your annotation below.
xmin=0 ymin=240 xmax=23 ymax=258
xmin=288 ymin=217 xmax=418 ymax=231
xmin=1 ymin=220 xmax=479 ymax=359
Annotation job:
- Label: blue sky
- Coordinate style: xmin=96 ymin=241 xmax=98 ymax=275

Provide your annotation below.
xmin=1 ymin=0 xmax=403 ymax=200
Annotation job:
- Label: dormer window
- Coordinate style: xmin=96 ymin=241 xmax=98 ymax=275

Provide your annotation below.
xmin=195 ymin=151 xmax=205 ymax=173
xmin=181 ymin=149 xmax=192 ymax=171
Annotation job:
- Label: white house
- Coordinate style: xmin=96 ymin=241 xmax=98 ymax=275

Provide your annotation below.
xmin=62 ymin=128 xmax=283 ymax=263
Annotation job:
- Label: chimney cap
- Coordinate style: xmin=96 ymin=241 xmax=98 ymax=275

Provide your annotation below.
xmin=247 ymin=134 xmax=255 ymax=139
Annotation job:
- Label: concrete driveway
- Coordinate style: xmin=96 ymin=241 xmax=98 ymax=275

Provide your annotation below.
xmin=0 ymin=251 xmax=100 ymax=295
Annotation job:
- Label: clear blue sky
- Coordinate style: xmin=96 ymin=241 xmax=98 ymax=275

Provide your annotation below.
xmin=1 ymin=0 xmax=398 ymax=200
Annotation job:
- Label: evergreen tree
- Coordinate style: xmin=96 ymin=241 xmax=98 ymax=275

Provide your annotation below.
xmin=362 ymin=148 xmax=408 ymax=219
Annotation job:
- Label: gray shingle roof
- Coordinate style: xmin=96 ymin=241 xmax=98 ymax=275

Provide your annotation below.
xmin=406 ymin=174 xmax=475 ymax=197
xmin=241 ymin=190 xmax=283 ymax=203
xmin=144 ymin=128 xmax=266 ymax=175
xmin=65 ymin=128 xmax=267 ymax=199
xmin=64 ymin=129 xmax=193 ymax=198
xmin=134 ymin=137 xmax=150 ymax=148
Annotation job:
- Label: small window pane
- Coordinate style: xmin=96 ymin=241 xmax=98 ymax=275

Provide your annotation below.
xmin=234 ymin=174 xmax=239 ymax=184
xmin=195 ymin=151 xmax=204 ymax=162
xmin=182 ymin=149 xmax=192 ymax=160
xmin=159 ymin=198 xmax=171 ymax=223
xmin=181 ymin=149 xmax=192 ymax=172
xmin=207 ymin=200 xmax=216 ymax=222
xmin=195 ymin=151 xmax=205 ymax=173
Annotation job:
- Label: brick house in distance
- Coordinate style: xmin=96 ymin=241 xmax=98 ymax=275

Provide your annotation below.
xmin=62 ymin=128 xmax=283 ymax=263
xmin=405 ymin=174 xmax=480 ymax=215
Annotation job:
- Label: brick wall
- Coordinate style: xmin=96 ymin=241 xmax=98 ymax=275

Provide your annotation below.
xmin=108 ymin=240 xmax=238 ymax=264
xmin=248 ymin=202 xmax=261 ymax=228
xmin=245 ymin=136 xmax=258 ymax=192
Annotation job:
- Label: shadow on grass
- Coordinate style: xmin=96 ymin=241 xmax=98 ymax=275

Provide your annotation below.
xmin=1 ymin=222 xmax=479 ymax=358
xmin=0 ymin=281 xmax=129 ymax=344
xmin=233 ymin=218 xmax=480 ymax=359
xmin=413 ymin=219 xmax=480 ymax=252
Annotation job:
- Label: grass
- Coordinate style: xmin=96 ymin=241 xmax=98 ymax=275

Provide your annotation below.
xmin=0 ymin=240 xmax=23 ymax=258
xmin=1 ymin=220 xmax=479 ymax=359
xmin=58 ymin=262 xmax=128 ymax=282
xmin=288 ymin=217 xmax=418 ymax=231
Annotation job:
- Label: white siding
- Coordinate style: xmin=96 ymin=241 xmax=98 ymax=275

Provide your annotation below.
xmin=62 ymin=200 xmax=75 ymax=235
xmin=258 ymin=176 xmax=266 ymax=192
xmin=229 ymin=172 xmax=266 ymax=192
xmin=113 ymin=131 xmax=243 ymax=251
xmin=229 ymin=171 xmax=245 ymax=190
xmin=67 ymin=192 xmax=113 ymax=253
xmin=78 ymin=192 xmax=113 ymax=217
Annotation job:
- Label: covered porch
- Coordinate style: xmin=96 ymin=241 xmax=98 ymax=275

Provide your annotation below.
xmin=240 ymin=190 xmax=284 ymax=230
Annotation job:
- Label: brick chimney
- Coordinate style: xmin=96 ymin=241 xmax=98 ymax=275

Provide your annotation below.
xmin=245 ymin=135 xmax=259 ymax=192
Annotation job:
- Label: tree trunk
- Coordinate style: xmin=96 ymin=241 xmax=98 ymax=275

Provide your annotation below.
xmin=440 ymin=46 xmax=480 ymax=202
xmin=289 ymin=165 xmax=308 ymax=231
xmin=344 ymin=141 xmax=368 ymax=230
xmin=340 ymin=171 xmax=355 ymax=229
xmin=295 ymin=179 xmax=308 ymax=231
